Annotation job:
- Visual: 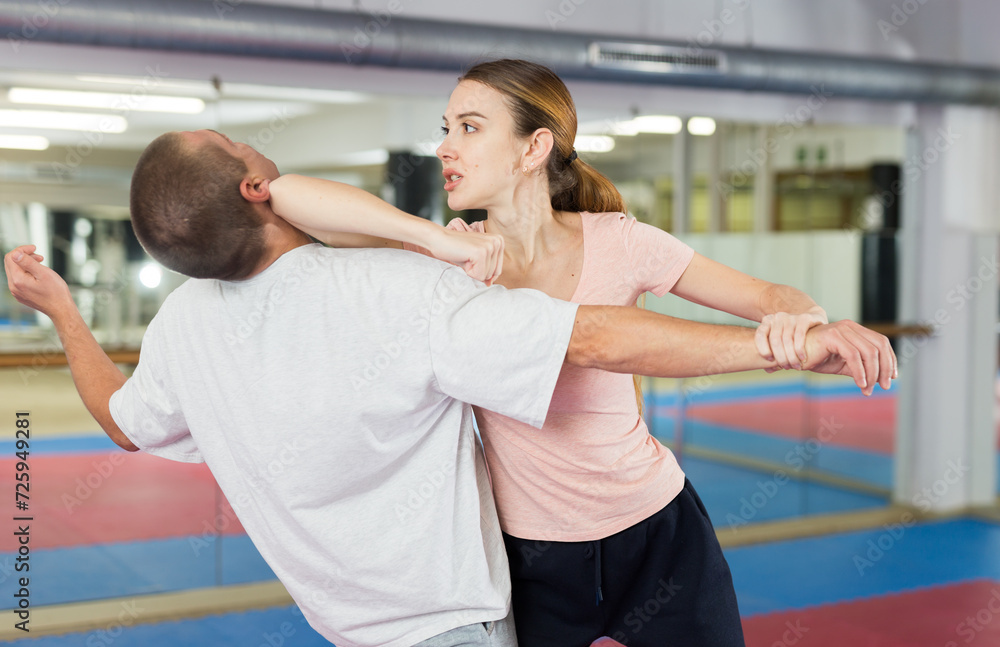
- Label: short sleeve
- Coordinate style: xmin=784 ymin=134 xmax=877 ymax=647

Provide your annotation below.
xmin=108 ymin=315 xmax=203 ymax=463
xmin=621 ymin=215 xmax=695 ymax=297
xmin=427 ymin=266 xmax=578 ymax=429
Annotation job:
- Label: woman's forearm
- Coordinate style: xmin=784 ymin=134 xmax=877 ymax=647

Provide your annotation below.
xmin=268 ymin=174 xmax=440 ymax=249
xmin=757 ymin=284 xmax=827 ymax=321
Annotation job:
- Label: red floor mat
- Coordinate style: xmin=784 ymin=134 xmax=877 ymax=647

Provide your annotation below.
xmin=688 ymin=395 xmax=897 ymax=453
xmin=743 ymin=579 xmax=1000 ymax=646
xmin=1 ymin=451 xmax=244 ymax=550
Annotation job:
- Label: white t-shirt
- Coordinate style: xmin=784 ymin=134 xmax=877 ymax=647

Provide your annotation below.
xmin=109 ymin=244 xmax=578 ymax=647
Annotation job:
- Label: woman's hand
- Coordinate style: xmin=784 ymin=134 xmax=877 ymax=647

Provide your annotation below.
xmin=755 ymin=307 xmax=828 ymax=370
xmin=426 ymin=228 xmax=504 ymax=285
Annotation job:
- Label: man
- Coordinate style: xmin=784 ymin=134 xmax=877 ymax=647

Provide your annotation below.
xmin=5 ymin=130 xmax=895 ymax=647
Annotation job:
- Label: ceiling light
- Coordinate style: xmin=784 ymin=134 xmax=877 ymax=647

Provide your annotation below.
xmin=0 ymin=134 xmax=49 ymax=150
xmin=574 ymin=135 xmax=615 ymax=153
xmin=221 ymin=83 xmax=368 ymax=104
xmin=630 ymin=115 xmax=683 ymax=134
xmin=688 ymin=117 xmax=717 ymax=136
xmin=9 ymin=88 xmax=205 ymax=114
xmin=139 ymin=263 xmax=163 ymax=289
xmin=0 ymin=110 xmax=127 ymax=132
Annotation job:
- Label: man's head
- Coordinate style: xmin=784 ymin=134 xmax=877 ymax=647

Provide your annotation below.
xmin=129 ymin=130 xmax=280 ymax=280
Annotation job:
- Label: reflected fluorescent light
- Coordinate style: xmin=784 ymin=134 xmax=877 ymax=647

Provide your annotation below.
xmin=607 ymin=120 xmax=640 ymax=137
xmin=688 ymin=117 xmax=717 ymax=136
xmin=574 ymin=135 xmax=615 ymax=153
xmin=73 ymin=218 xmax=93 ymax=238
xmin=0 ymin=110 xmax=127 ymax=132
xmin=9 ymin=88 xmax=205 ymax=114
xmin=139 ymin=263 xmax=162 ymax=289
xmin=0 ymin=134 xmax=49 ymax=150
xmin=331 ymin=149 xmax=390 ymax=166
xmin=76 ymin=74 xmax=209 ymax=93
xmin=222 ymin=83 xmax=368 ymax=104
xmin=630 ymin=115 xmax=683 ymax=134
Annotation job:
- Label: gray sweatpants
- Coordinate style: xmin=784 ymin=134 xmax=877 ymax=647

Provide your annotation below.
xmin=413 ymin=612 xmax=517 ymax=647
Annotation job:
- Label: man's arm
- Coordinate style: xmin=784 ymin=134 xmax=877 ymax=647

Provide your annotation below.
xmin=5 ymin=246 xmax=138 ymax=451
xmin=567 ymin=305 xmax=896 ymax=396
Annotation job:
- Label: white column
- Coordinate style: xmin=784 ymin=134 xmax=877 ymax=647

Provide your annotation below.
xmin=895 ymin=104 xmax=999 ymax=511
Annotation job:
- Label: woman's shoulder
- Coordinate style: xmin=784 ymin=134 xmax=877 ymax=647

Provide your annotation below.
xmin=579 ymin=211 xmax=636 ymax=241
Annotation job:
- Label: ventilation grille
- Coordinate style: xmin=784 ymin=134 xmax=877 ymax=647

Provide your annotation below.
xmin=588 ymin=42 xmax=726 ymax=74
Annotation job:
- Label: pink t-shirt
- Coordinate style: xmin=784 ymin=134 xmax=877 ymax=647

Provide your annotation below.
xmin=415 ymin=211 xmax=695 ymax=541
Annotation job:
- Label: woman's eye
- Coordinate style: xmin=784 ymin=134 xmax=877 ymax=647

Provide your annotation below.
xmin=440 ymin=126 xmax=450 ymax=136
xmin=463 ymin=123 xmax=477 ymax=134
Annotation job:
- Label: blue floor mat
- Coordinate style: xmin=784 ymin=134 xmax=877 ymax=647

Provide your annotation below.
xmin=727 ymin=518 xmax=1000 ymax=616
xmin=0 ymin=535 xmax=274 ymax=608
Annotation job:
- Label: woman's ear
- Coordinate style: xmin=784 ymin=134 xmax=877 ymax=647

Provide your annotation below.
xmin=240 ymin=176 xmax=271 ymax=203
xmin=523 ymin=128 xmax=555 ymax=171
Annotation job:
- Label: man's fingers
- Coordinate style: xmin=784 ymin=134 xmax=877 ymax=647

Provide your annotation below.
xmin=850 ymin=323 xmax=895 ymax=391
xmin=840 ymin=325 xmax=880 ymax=396
xmin=834 ymin=333 xmax=868 ymax=392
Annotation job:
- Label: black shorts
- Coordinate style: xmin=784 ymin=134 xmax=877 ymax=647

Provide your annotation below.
xmin=503 ymin=479 xmax=745 ymax=647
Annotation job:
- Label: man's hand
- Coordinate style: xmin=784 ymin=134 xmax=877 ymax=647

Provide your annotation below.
xmin=426 ymin=228 xmax=504 ymax=285
xmin=801 ymin=320 xmax=897 ymax=396
xmin=755 ymin=307 xmax=828 ymax=370
xmin=5 ymin=245 xmax=74 ymax=320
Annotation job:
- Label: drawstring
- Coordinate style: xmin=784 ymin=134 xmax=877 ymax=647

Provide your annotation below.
xmin=594 ymin=540 xmax=603 ymax=605
xmin=583 ymin=540 xmax=604 ymax=605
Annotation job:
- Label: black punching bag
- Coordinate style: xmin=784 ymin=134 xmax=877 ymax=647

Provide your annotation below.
xmin=385 ymin=152 xmax=441 ymax=221
xmin=860 ymin=163 xmax=899 ymax=324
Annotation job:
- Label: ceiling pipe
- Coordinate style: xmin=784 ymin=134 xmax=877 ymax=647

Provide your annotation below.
xmin=1 ymin=0 xmax=998 ymax=104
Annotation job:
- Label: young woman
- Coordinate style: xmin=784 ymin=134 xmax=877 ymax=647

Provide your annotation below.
xmin=269 ymin=60 xmax=890 ymax=647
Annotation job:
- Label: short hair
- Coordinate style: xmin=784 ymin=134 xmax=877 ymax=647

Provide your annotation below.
xmin=129 ymin=132 xmax=266 ymax=280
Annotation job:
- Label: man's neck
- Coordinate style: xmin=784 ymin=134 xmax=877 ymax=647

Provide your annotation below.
xmin=244 ymin=225 xmax=313 ymax=279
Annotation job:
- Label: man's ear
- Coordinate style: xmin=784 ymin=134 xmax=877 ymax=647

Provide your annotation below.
xmin=240 ymin=176 xmax=271 ymax=203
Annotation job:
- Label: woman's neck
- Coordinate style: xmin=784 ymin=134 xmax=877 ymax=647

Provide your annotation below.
xmin=484 ymin=185 xmax=564 ymax=269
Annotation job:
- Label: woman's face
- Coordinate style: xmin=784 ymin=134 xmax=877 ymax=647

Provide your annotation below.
xmin=436 ymin=80 xmax=527 ymax=212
